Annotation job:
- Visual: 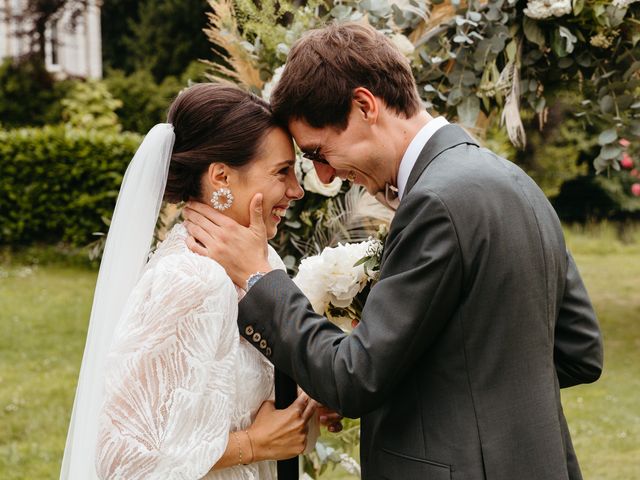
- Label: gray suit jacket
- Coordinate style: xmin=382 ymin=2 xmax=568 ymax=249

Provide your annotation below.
xmin=238 ymin=125 xmax=603 ymax=479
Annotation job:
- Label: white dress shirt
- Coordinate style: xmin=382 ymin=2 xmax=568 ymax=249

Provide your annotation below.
xmin=396 ymin=116 xmax=449 ymax=200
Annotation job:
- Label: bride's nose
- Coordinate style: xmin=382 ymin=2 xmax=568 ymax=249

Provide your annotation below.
xmin=287 ymin=178 xmax=305 ymax=200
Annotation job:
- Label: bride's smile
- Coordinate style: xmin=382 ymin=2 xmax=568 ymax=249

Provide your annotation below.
xmin=202 ymin=125 xmax=304 ymax=240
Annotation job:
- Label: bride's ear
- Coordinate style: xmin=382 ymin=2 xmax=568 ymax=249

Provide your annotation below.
xmin=206 ymin=163 xmax=230 ymax=190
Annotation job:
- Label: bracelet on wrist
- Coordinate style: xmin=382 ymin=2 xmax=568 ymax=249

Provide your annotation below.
xmin=244 ymin=430 xmax=255 ymax=464
xmin=232 ymin=432 xmax=243 ymax=465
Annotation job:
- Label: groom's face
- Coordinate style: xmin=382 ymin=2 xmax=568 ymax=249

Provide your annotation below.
xmin=288 ymin=108 xmax=390 ymax=196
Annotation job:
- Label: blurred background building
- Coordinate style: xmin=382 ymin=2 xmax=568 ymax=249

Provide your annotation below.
xmin=0 ymin=0 xmax=102 ymax=78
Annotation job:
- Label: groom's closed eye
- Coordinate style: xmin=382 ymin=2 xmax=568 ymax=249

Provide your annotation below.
xmin=302 ymin=146 xmax=329 ymax=165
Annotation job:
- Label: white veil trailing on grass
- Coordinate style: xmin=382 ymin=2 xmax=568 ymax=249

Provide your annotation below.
xmin=60 ymin=124 xmax=175 ymax=479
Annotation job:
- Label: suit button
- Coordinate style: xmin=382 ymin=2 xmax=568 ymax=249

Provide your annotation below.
xmin=252 ymin=333 xmax=261 ymax=343
xmin=245 ymin=326 xmax=254 ymax=336
xmin=265 ymin=347 xmax=272 ymax=357
xmin=259 ymin=339 xmax=267 ymax=349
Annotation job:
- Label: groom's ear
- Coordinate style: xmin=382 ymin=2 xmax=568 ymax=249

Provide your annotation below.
xmin=207 ymin=163 xmax=230 ymax=189
xmin=352 ymin=87 xmax=378 ymax=124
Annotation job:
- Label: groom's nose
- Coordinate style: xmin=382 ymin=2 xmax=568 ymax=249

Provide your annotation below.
xmin=313 ymin=161 xmax=338 ymax=183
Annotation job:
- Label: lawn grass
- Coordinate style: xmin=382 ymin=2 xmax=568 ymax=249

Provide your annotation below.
xmin=561 ymin=223 xmax=640 ymax=480
xmin=0 ymin=223 xmax=638 ymax=479
xmin=0 ymin=264 xmax=95 ymax=479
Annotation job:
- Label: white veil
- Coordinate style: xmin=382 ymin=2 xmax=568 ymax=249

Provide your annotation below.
xmin=60 ymin=124 xmax=175 ymax=479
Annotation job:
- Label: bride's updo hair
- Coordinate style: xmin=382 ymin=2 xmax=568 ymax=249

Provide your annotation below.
xmin=164 ymin=83 xmax=280 ymax=203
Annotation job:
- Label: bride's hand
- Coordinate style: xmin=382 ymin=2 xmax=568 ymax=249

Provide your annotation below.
xmin=248 ymin=393 xmax=317 ymax=461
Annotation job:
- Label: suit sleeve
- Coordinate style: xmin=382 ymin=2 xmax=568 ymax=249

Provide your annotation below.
xmin=554 ymin=250 xmax=603 ymax=388
xmin=238 ymin=190 xmax=462 ymax=418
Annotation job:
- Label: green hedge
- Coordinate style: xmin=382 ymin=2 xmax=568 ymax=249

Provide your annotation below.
xmin=0 ymin=126 xmax=142 ymax=246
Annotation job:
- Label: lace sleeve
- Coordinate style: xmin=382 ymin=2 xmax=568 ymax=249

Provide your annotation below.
xmin=95 ymin=253 xmax=239 ymax=480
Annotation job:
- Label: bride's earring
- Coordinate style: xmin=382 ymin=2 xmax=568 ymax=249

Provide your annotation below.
xmin=211 ymin=187 xmax=234 ymax=211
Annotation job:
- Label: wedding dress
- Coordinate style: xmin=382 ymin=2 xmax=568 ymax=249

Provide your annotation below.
xmin=94 ymin=223 xmax=282 ymax=480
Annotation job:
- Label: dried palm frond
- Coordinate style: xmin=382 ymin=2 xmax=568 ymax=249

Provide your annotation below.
xmin=203 ymin=0 xmax=263 ymax=90
xmin=412 ymin=1 xmax=462 ymax=45
xmin=389 ymin=0 xmax=431 ymax=23
xmin=500 ymin=61 xmax=526 ymax=149
xmin=293 ymin=185 xmax=395 ymax=258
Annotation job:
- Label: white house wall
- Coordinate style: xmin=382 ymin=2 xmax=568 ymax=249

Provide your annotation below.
xmin=1 ymin=0 xmax=102 ymax=79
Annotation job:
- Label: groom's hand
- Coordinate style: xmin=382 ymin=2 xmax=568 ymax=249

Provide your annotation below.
xmin=183 ymin=193 xmax=272 ymax=287
xmin=318 ymin=405 xmax=344 ymax=433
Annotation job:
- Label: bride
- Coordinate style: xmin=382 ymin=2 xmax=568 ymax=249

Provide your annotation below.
xmin=60 ymin=83 xmax=320 ymax=479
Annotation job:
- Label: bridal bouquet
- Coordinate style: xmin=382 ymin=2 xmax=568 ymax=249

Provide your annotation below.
xmin=293 ymin=225 xmax=387 ymax=331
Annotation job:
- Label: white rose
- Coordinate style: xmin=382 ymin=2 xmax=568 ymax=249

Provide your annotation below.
xmin=292 ymin=240 xmax=378 ymax=314
xmin=390 ymin=33 xmax=415 ymax=57
xmin=293 ymin=255 xmax=332 ymax=314
xmin=322 ymin=243 xmax=369 ymax=306
xmin=303 ymin=167 xmax=343 ymax=197
xmin=524 ymin=0 xmax=572 ymax=19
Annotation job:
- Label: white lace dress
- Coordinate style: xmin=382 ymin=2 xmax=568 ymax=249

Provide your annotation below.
xmin=95 ymin=223 xmax=281 ymax=480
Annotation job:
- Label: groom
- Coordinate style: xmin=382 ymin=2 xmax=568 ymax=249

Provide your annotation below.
xmin=184 ymin=22 xmax=603 ymax=479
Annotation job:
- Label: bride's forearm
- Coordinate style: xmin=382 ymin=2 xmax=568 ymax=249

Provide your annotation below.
xmin=210 ymin=431 xmax=257 ymax=471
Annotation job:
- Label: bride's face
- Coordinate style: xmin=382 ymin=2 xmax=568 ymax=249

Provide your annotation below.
xmin=207 ymin=127 xmax=304 ymax=239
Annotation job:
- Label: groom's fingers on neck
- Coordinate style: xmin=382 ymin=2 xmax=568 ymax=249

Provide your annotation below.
xmin=184 ymin=219 xmax=217 ymax=246
xmin=186 ymin=235 xmax=209 ymax=257
xmin=183 ymin=210 xmax=223 ymax=237
xmin=184 ymin=203 xmax=233 ymax=229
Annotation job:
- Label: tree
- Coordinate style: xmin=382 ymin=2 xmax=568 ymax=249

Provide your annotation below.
xmin=100 ymin=0 xmax=139 ymax=74
xmin=102 ymin=0 xmax=213 ymax=81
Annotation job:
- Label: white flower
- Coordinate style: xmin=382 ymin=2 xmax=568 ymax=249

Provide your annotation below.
xmin=303 ymin=165 xmax=343 ymax=197
xmin=293 ymin=254 xmax=332 ymax=313
xmin=390 ymin=33 xmax=415 ymax=56
xmin=523 ymin=0 xmax=572 ymax=19
xmin=261 ymin=65 xmax=285 ymax=102
xmin=322 ymin=244 xmax=370 ymax=307
xmin=338 ymin=453 xmax=362 ymax=475
xmin=613 ymin=0 xmax=639 ymax=8
xmin=293 ymin=240 xmax=380 ymax=316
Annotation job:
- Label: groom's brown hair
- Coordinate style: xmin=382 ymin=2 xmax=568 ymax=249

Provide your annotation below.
xmin=270 ymin=22 xmax=421 ymax=130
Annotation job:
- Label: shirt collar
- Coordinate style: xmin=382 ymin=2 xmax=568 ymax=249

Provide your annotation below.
xmin=396 ymin=116 xmax=449 ymax=200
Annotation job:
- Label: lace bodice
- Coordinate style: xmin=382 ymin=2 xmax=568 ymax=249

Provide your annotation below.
xmin=95 ymin=224 xmax=284 ymax=480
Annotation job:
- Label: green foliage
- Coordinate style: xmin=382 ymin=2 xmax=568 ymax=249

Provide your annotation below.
xmin=511 ymin=105 xmax=593 ymax=197
xmin=209 ymin=0 xmax=640 ymax=172
xmin=61 ymin=80 xmax=123 ymax=133
xmin=552 ymin=174 xmax=640 ymax=222
xmin=0 ymin=126 xmax=142 ymax=246
xmin=101 ymin=0 xmax=141 ymax=74
xmin=0 ymin=57 xmax=72 ymax=128
xmin=103 ymin=0 xmax=210 ymax=82
xmin=412 ymin=0 xmax=640 ymax=172
xmin=104 ymin=61 xmax=207 ymax=133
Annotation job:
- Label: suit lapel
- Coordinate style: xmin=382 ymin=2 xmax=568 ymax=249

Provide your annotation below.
xmin=379 ymin=125 xmax=479 ymax=268
xmin=404 ymin=124 xmax=479 ymax=198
